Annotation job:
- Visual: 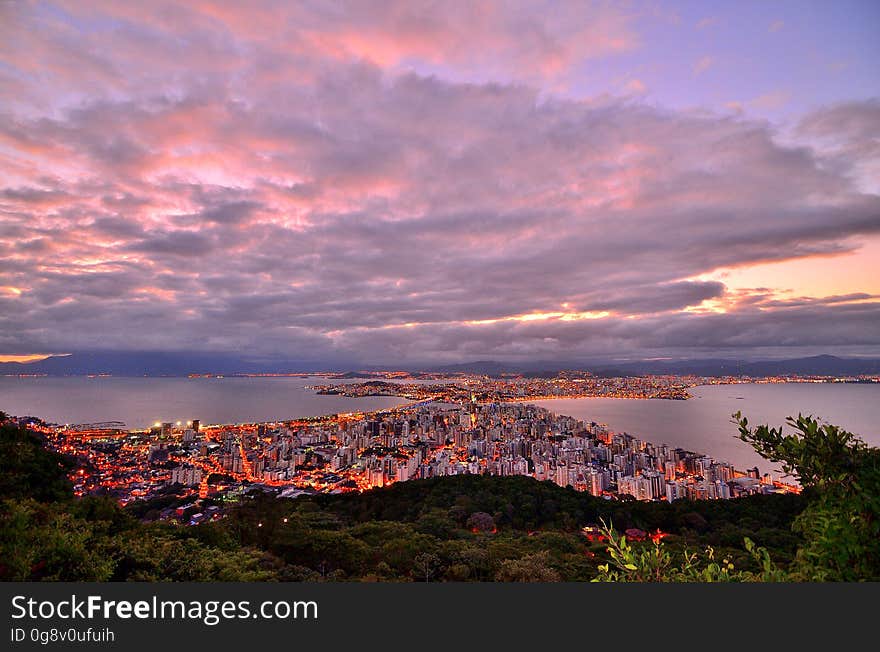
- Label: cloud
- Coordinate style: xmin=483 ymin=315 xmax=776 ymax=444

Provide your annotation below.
xmin=126 ymin=231 xmax=216 ymax=257
xmin=796 ymin=99 xmax=880 ymax=193
xmin=696 ymin=17 xmax=718 ymax=30
xmin=747 ymin=90 xmax=791 ymax=111
xmin=623 ymin=78 xmax=647 ymax=95
xmin=0 ymin=2 xmax=878 ymax=362
xmin=693 ymin=55 xmax=714 ymax=75
xmin=0 ymin=0 xmax=639 ymax=99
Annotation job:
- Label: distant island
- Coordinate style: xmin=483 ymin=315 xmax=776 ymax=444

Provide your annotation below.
xmin=310 ymin=374 xmax=693 ymax=401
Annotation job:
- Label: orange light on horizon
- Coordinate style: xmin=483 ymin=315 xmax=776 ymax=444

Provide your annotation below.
xmin=0 ymin=353 xmax=65 ymax=363
xmin=691 ymin=235 xmax=880 ymax=303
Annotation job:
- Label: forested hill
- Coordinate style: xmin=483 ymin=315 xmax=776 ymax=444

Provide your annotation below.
xmin=309 ymin=474 xmax=804 ymax=538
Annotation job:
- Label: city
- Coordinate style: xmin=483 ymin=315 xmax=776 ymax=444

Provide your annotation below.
xmin=25 ymin=383 xmax=800 ymax=527
xmin=306 ymin=370 xmax=878 ymax=403
xmin=1 ymin=0 xmax=877 ymax=604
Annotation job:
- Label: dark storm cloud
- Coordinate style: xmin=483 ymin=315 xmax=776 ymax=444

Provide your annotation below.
xmin=578 ymin=282 xmax=728 ymax=315
xmin=90 ymin=216 xmax=146 ymax=240
xmin=126 ymin=231 xmax=216 ymax=257
xmin=1 ymin=187 xmax=72 ymax=205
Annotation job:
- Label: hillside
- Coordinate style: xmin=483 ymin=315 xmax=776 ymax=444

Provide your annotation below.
xmin=5 ymin=407 xmax=878 ymax=581
xmin=0 ymin=416 xmax=806 ymax=581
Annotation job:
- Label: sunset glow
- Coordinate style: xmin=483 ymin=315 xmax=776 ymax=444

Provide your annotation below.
xmin=1 ymin=1 xmax=878 ymax=364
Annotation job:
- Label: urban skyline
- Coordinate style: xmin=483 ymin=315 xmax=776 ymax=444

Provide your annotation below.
xmin=3 ymin=0 xmax=880 ymax=596
xmin=20 ymin=393 xmax=799 ymax=523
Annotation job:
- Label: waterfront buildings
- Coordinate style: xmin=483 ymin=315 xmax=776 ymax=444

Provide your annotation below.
xmin=38 ymin=399 xmax=797 ymax=521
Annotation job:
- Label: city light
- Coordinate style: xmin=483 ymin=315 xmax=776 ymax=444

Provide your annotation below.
xmin=32 ymin=373 xmax=806 ymax=527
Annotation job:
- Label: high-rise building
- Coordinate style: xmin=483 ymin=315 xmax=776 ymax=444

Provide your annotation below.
xmin=170 ymin=465 xmax=202 ymax=486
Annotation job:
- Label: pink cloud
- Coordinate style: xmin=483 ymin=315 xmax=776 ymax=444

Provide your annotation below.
xmin=0 ymin=2 xmax=878 ymax=361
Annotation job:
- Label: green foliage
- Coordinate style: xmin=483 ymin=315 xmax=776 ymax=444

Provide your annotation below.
xmin=592 ymin=522 xmax=786 ymax=582
xmin=734 ymin=412 xmax=880 ymax=581
xmin=310 ymin=473 xmax=805 ymax=542
xmin=7 ymin=411 xmax=877 ymax=582
xmin=495 ymin=551 xmax=561 ymax=582
xmin=466 ymin=511 xmax=496 ymax=532
xmin=0 ymin=423 xmax=73 ymax=502
xmin=112 ymin=528 xmax=273 ymax=581
xmin=0 ymin=423 xmax=277 ymax=581
xmin=592 ymin=413 xmax=879 ymax=582
xmin=413 ymin=553 xmax=440 ymax=582
xmin=0 ymin=499 xmax=115 ymax=581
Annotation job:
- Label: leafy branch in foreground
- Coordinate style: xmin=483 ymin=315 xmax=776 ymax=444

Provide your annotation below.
xmin=591 ymin=521 xmax=785 ymax=582
xmin=733 ymin=412 xmax=880 ymax=581
xmin=593 ymin=413 xmax=879 ymax=582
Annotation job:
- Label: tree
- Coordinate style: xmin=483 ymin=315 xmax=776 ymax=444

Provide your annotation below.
xmin=495 ymin=551 xmax=560 ymax=582
xmin=734 ymin=412 xmax=880 ymax=581
xmin=0 ymin=500 xmax=115 ymax=581
xmin=592 ymin=522 xmax=784 ymax=582
xmin=456 ymin=546 xmax=491 ymax=581
xmin=413 ymin=552 xmax=440 ymax=582
xmin=0 ymin=423 xmax=73 ymax=502
xmin=466 ymin=511 xmax=495 ymax=533
xmin=592 ymin=414 xmax=880 ymax=582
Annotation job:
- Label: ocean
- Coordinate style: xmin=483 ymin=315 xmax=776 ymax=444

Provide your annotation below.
xmin=533 ymin=382 xmax=880 ymax=476
xmin=0 ymin=376 xmax=411 ymax=429
xmin=2 ymin=376 xmax=877 ymax=478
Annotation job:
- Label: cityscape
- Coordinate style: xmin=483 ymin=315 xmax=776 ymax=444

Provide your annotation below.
xmin=11 ymin=370 xmax=821 ymax=528
xmin=1 ymin=0 xmax=878 ymax=596
xmin=307 ymin=370 xmax=877 ymax=403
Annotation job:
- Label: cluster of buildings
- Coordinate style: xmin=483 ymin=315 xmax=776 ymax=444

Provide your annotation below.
xmin=311 ymin=373 xmax=694 ymax=401
xmin=40 ymin=400 xmax=798 ymax=519
xmin=308 ymin=370 xmax=878 ymax=405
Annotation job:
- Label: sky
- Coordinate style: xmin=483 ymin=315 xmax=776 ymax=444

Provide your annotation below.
xmin=1 ymin=0 xmax=879 ymax=366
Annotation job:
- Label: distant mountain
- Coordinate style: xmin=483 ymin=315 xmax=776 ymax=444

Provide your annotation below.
xmin=2 ymin=352 xmax=878 ymax=378
xmin=740 ymin=355 xmax=880 ymax=377
xmin=430 ymin=360 xmax=523 ymax=375
xmin=428 ymin=359 xmax=608 ymax=376
xmin=428 ymin=355 xmax=880 ymax=378
xmin=592 ymin=358 xmax=751 ymax=376
xmin=593 ymin=355 xmax=880 ymax=377
xmin=335 ymin=371 xmax=376 ymax=379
